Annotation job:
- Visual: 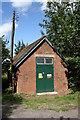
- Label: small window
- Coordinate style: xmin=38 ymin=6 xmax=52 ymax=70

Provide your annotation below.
xmin=37 ymin=57 xmax=44 ymax=64
xmin=45 ymin=58 xmax=53 ymax=64
xmin=37 ymin=57 xmax=53 ymax=64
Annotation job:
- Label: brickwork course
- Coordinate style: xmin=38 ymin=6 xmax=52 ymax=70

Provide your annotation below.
xmin=13 ymin=35 xmax=68 ymax=94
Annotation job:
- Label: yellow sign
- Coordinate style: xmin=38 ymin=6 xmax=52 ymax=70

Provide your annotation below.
xmin=38 ymin=73 xmax=43 ymax=78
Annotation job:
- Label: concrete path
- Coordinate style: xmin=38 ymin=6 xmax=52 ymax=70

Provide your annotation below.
xmin=6 ymin=105 xmax=79 ymax=118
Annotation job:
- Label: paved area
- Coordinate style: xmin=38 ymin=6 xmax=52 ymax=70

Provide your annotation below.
xmin=2 ymin=104 xmax=79 ymax=118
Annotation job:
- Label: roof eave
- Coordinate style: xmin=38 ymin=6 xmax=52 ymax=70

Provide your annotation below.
xmin=14 ymin=36 xmax=67 ymax=69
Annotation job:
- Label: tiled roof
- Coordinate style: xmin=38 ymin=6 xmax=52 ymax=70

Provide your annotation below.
xmin=13 ymin=35 xmax=46 ymax=65
xmin=13 ymin=35 xmax=67 ymax=68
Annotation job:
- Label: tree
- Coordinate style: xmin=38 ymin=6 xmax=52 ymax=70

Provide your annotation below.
xmin=1 ymin=36 xmax=10 ymax=62
xmin=39 ymin=2 xmax=80 ymax=58
xmin=0 ymin=36 xmax=10 ymax=90
xmin=39 ymin=1 xmax=80 ymax=91
xmin=15 ymin=40 xmax=26 ymax=55
xmin=0 ymin=36 xmax=10 ymax=73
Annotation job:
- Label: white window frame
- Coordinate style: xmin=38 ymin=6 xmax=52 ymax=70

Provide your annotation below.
xmin=45 ymin=57 xmax=53 ymax=65
xmin=37 ymin=57 xmax=53 ymax=65
xmin=37 ymin=57 xmax=44 ymax=64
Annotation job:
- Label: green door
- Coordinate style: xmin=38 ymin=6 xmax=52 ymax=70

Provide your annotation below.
xmin=36 ymin=57 xmax=54 ymax=93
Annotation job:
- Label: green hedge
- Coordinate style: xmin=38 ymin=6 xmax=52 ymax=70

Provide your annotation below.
xmin=66 ymin=57 xmax=80 ymax=91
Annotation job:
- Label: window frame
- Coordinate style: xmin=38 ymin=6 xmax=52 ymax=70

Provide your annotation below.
xmin=36 ymin=57 xmax=53 ymax=65
xmin=45 ymin=57 xmax=53 ymax=64
xmin=37 ymin=57 xmax=44 ymax=64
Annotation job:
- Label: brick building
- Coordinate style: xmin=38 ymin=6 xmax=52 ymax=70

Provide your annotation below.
xmin=13 ymin=35 xmax=68 ymax=94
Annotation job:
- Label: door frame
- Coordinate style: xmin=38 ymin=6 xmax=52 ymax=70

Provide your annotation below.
xmin=36 ymin=55 xmax=54 ymax=93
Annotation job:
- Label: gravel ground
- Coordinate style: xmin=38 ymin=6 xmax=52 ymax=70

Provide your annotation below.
xmin=2 ymin=103 xmax=79 ymax=118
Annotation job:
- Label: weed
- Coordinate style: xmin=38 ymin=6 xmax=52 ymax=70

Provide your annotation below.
xmin=31 ymin=94 xmax=36 ymax=97
xmin=59 ymin=107 xmax=69 ymax=112
xmin=2 ymin=93 xmax=23 ymax=104
xmin=5 ymin=87 xmax=12 ymax=94
xmin=6 ymin=109 xmax=12 ymax=115
xmin=2 ymin=91 xmax=79 ymax=111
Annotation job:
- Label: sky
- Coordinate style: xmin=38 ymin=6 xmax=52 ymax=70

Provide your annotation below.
xmin=0 ymin=0 xmax=78 ymax=55
xmin=0 ymin=0 xmax=53 ymax=54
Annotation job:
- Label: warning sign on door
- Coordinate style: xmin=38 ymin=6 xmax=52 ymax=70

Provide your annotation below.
xmin=47 ymin=74 xmax=52 ymax=78
xmin=38 ymin=73 xmax=43 ymax=78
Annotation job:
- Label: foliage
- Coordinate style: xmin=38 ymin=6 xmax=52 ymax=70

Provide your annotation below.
xmin=2 ymin=73 xmax=9 ymax=91
xmin=1 ymin=36 xmax=10 ymax=91
xmin=39 ymin=2 xmax=80 ymax=57
xmin=2 ymin=93 xmax=23 ymax=104
xmin=5 ymin=86 xmax=12 ymax=94
xmin=15 ymin=40 xmax=26 ymax=55
xmin=39 ymin=1 xmax=80 ymax=90
xmin=1 ymin=36 xmax=10 ymax=92
xmin=1 ymin=35 xmax=10 ymax=63
xmin=1 ymin=35 xmax=10 ymax=73
xmin=66 ymin=57 xmax=80 ymax=90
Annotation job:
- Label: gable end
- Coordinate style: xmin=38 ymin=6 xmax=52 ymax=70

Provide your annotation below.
xmin=14 ymin=36 xmax=67 ymax=68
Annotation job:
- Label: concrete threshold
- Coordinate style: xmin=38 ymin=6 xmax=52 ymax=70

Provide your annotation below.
xmin=37 ymin=91 xmax=58 ymax=95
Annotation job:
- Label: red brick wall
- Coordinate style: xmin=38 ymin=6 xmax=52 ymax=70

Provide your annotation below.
xmin=16 ymin=41 xmax=68 ymax=94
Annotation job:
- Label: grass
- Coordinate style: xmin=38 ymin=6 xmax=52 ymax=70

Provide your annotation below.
xmin=2 ymin=93 xmax=23 ymax=104
xmin=6 ymin=109 xmax=12 ymax=115
xmin=53 ymin=94 xmax=78 ymax=106
xmin=2 ymin=91 xmax=79 ymax=112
